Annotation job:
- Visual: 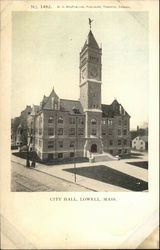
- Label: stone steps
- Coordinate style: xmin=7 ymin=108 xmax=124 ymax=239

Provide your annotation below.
xmin=90 ymin=152 xmax=118 ymax=163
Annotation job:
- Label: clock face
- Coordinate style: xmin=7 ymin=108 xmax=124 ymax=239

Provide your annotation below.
xmin=89 ymin=66 xmax=98 ymax=78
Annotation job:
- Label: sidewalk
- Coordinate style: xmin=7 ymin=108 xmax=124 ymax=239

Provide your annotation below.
xmin=11 ymin=153 xmax=148 ymax=192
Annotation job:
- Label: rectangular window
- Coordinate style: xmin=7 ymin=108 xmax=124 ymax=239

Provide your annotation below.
xmin=58 ymin=153 xmax=63 ymax=158
xmin=118 ymin=149 xmax=122 ymax=155
xmin=78 ymin=128 xmax=84 ymax=135
xmin=39 ymin=128 xmax=42 ymax=135
xmin=69 ymin=128 xmax=75 ymax=136
xmin=58 ymin=141 xmax=63 ymax=148
xmin=118 ymin=129 xmax=121 ymax=136
xmin=69 ymin=117 xmax=75 ymax=124
xmin=102 ymin=129 xmax=106 ymax=135
xmin=70 ymin=152 xmax=74 ymax=158
xmin=48 ymin=140 xmax=54 ymax=148
xmin=118 ymin=120 xmax=122 ymax=126
xmin=57 ymin=128 xmax=63 ymax=135
xmin=118 ymin=140 xmax=121 ymax=145
xmin=48 ymin=127 xmax=54 ymax=136
xmin=91 ymin=129 xmax=97 ymax=136
xmin=109 ymin=140 xmax=113 ymax=146
xmin=123 ymin=129 xmax=127 ymax=135
xmin=70 ymin=141 xmax=75 ymax=147
xmin=108 ymin=129 xmax=112 ymax=135
xmin=124 ymin=140 xmax=127 ymax=145
xmin=108 ymin=120 xmax=113 ymax=126
xmin=124 ymin=120 xmax=127 ymax=126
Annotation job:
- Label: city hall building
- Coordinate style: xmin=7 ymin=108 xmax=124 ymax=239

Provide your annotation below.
xmin=27 ymin=29 xmax=131 ymax=161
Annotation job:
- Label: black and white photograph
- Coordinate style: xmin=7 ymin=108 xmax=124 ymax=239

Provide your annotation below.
xmin=1 ymin=1 xmax=159 ymax=249
xmin=11 ymin=11 xmax=149 ymax=192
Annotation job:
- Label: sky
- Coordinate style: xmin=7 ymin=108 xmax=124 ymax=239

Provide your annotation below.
xmin=12 ymin=11 xmax=148 ymax=129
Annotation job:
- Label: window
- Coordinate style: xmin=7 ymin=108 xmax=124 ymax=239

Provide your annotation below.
xmin=78 ymin=128 xmax=84 ymax=135
xmin=69 ymin=128 xmax=75 ymax=136
xmin=58 ymin=117 xmax=63 ymax=124
xmin=58 ymin=153 xmax=63 ymax=158
xmin=48 ymin=127 xmax=54 ymax=136
xmin=118 ymin=140 xmax=121 ymax=145
xmin=124 ymin=120 xmax=127 ymax=126
xmin=110 ymin=140 xmax=113 ymax=146
xmin=102 ymin=129 xmax=106 ymax=135
xmin=102 ymin=120 xmax=106 ymax=125
xmin=69 ymin=117 xmax=75 ymax=124
xmin=39 ymin=117 xmax=42 ymax=127
xmin=57 ymin=128 xmax=63 ymax=135
xmin=39 ymin=128 xmax=42 ymax=135
xmin=48 ymin=116 xmax=54 ymax=123
xmin=124 ymin=149 xmax=128 ymax=154
xmin=58 ymin=141 xmax=63 ymax=148
xmin=124 ymin=140 xmax=127 ymax=145
xmin=91 ymin=118 xmax=97 ymax=125
xmin=70 ymin=141 xmax=75 ymax=147
xmin=118 ymin=120 xmax=122 ymax=126
xmin=108 ymin=129 xmax=112 ymax=135
xmin=123 ymin=129 xmax=127 ymax=135
xmin=70 ymin=152 xmax=74 ymax=158
xmin=134 ymin=141 xmax=136 ymax=144
xmin=118 ymin=149 xmax=122 ymax=155
xmin=54 ymin=103 xmax=58 ymax=110
xmin=48 ymin=140 xmax=54 ymax=148
xmin=110 ymin=150 xmax=113 ymax=155
xmin=91 ymin=129 xmax=97 ymax=136
xmin=118 ymin=129 xmax=121 ymax=136
xmin=141 ymin=141 xmax=143 ymax=145
xmin=78 ymin=118 xmax=84 ymax=124
xmin=108 ymin=120 xmax=113 ymax=126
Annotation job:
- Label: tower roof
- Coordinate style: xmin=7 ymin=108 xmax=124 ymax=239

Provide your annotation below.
xmin=81 ymin=30 xmax=100 ymax=52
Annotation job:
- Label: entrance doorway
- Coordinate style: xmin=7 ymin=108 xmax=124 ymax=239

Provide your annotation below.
xmin=91 ymin=144 xmax=97 ymax=153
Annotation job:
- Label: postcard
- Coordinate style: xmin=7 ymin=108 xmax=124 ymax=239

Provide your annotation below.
xmin=1 ymin=0 xmax=159 ymax=249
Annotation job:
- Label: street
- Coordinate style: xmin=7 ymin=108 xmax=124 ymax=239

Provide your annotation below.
xmin=11 ymin=161 xmax=93 ymax=192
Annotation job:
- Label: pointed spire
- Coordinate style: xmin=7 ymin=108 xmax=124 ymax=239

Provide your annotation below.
xmin=87 ymin=30 xmax=100 ymax=49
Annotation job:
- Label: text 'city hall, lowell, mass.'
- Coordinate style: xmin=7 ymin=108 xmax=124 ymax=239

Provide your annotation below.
xmin=23 ymin=26 xmax=131 ymax=162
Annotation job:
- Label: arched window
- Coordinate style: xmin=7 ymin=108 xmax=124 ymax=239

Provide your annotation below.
xmin=91 ymin=118 xmax=97 ymax=125
xmin=58 ymin=116 xmax=63 ymax=124
xmin=48 ymin=116 xmax=54 ymax=123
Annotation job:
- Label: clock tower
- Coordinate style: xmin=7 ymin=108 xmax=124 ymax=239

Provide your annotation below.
xmin=79 ymin=28 xmax=103 ymax=156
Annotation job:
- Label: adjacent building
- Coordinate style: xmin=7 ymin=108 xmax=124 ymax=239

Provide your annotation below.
xmin=132 ymin=136 xmax=148 ymax=151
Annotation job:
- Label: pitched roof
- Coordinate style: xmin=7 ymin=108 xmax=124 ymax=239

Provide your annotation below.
xmin=60 ymin=99 xmax=84 ymax=115
xmin=140 ymin=136 xmax=148 ymax=142
xmin=102 ymin=99 xmax=130 ymax=118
